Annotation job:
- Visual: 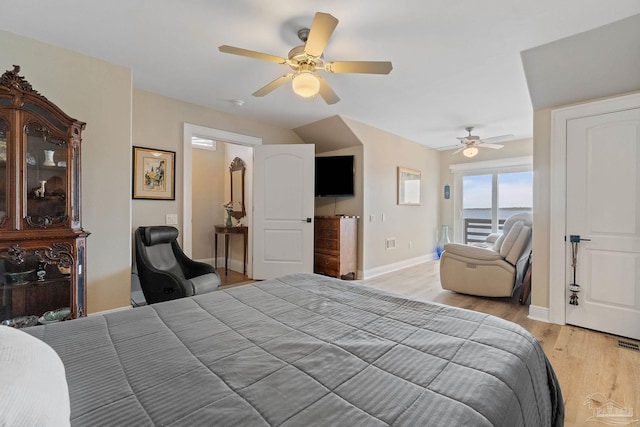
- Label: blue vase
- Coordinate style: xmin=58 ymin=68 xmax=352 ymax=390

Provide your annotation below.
xmin=436 ymin=225 xmax=451 ymax=259
xmin=225 ymin=211 xmax=233 ymax=227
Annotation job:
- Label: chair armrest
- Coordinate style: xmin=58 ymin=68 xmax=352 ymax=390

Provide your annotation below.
xmin=136 ymin=264 xmax=192 ymax=302
xmin=182 ymin=259 xmax=216 ymax=278
xmin=189 ymin=273 xmax=220 ymax=295
xmin=442 ymin=243 xmax=504 ymax=261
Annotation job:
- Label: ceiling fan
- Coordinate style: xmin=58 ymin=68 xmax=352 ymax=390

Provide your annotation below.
xmin=218 ymin=12 xmax=393 ymax=104
xmin=453 ymin=127 xmax=505 ymax=157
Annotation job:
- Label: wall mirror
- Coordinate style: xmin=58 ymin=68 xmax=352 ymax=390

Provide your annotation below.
xmin=229 ymin=157 xmax=246 ymax=220
xmin=397 ymin=166 xmax=421 ymax=205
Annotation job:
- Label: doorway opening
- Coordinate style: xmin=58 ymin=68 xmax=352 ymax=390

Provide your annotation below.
xmin=182 ymin=123 xmax=260 ymax=285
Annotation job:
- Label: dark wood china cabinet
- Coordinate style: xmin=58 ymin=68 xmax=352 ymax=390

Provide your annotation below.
xmin=0 ymin=66 xmax=88 ymax=326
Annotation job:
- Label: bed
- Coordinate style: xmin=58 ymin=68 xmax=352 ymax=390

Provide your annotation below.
xmin=4 ymin=273 xmax=563 ymax=426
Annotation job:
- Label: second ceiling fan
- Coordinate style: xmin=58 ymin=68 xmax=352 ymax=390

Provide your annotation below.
xmin=218 ymin=12 xmax=393 ymax=104
xmin=453 ymin=127 xmax=506 ymax=157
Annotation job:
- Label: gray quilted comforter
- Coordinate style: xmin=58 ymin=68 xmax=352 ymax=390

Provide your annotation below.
xmin=26 ymin=273 xmax=563 ymax=426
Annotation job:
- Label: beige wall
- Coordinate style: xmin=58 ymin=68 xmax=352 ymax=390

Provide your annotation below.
xmin=0 ymin=30 xmax=133 ymax=313
xmin=531 ymin=112 xmax=552 ymax=308
xmin=342 ymin=118 xmax=440 ymax=274
xmin=191 ymin=147 xmax=225 ymax=260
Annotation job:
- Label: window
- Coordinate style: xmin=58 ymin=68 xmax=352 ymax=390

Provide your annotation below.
xmin=191 ymin=136 xmax=216 ymax=151
xmin=450 ymin=157 xmax=532 ymax=243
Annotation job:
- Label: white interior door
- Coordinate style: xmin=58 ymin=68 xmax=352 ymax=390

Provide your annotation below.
xmin=253 ymin=144 xmax=315 ymax=279
xmin=566 ymin=107 xmax=640 ymax=340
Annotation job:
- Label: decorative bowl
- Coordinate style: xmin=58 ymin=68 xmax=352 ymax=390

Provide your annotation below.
xmin=1 ymin=315 xmax=39 ymax=328
xmin=39 ymin=307 xmax=71 ymax=324
xmin=5 ymin=270 xmax=36 ymax=285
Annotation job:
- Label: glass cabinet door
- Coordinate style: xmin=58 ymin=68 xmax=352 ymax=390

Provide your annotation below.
xmin=25 ymin=122 xmax=68 ymax=227
xmin=0 ymin=118 xmax=7 ymax=228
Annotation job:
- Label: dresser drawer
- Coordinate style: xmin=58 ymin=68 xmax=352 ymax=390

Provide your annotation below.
xmin=314 ymin=253 xmax=339 ymax=276
xmin=315 ymin=238 xmax=338 ymax=251
xmin=315 ymin=228 xmax=339 ymax=240
xmin=315 ymin=218 xmax=339 ymax=231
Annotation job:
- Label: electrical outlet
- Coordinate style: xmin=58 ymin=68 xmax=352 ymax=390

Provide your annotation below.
xmin=385 ymin=238 xmax=397 ymax=250
xmin=165 ymin=213 xmax=178 ymax=225
xmin=381 ymin=213 xmax=386 ymax=222
xmin=408 ymin=241 xmax=412 ymax=248
xmin=369 ymin=214 xmax=375 ymax=222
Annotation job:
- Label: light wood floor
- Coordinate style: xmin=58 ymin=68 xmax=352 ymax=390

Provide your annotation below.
xmin=221 ymin=262 xmax=640 ymax=426
xmin=218 ymin=268 xmax=252 ymax=288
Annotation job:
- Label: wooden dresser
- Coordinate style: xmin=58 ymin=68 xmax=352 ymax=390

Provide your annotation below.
xmin=314 ymin=216 xmax=358 ymax=280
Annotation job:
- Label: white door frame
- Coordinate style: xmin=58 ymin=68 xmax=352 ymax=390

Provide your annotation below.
xmin=549 ymin=92 xmax=640 ymax=325
xmin=182 ymin=123 xmax=261 ymax=258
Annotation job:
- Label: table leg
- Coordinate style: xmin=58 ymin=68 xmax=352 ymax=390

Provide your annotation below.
xmin=243 ymin=230 xmax=248 ymax=276
xmin=224 ymin=234 xmax=229 ymax=275
xmin=214 ymin=234 xmax=218 ymax=269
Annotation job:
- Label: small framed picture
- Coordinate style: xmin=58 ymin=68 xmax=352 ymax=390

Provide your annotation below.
xmin=132 ymin=146 xmax=175 ymax=200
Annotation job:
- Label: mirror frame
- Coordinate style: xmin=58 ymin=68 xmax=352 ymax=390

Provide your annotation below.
xmin=397 ymin=166 xmax=421 ymax=205
xmin=229 ymin=157 xmax=246 ymax=220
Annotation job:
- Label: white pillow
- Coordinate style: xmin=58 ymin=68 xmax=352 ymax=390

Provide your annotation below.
xmin=0 ymin=326 xmax=70 ymax=426
xmin=500 ymin=220 xmax=525 ymax=258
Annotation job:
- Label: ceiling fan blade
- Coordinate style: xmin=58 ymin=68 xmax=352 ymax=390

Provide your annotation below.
xmin=325 ymin=61 xmax=393 ymax=74
xmin=218 ymin=45 xmax=287 ymax=64
xmin=304 ymin=12 xmax=339 ymax=57
xmin=317 ymin=76 xmax=340 ymax=105
xmin=478 ymin=142 xmax=504 ymax=149
xmin=252 ymin=74 xmax=292 ymax=97
xmin=482 ymin=134 xmax=514 ymax=143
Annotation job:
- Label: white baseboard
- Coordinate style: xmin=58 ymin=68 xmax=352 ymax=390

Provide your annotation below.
xmin=361 ymin=254 xmax=436 ymax=280
xmin=528 ymin=305 xmax=550 ymax=323
xmin=197 ymin=257 xmax=245 ymax=275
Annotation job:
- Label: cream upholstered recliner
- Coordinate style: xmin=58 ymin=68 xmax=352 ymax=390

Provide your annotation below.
xmin=439 ymin=213 xmax=532 ymax=297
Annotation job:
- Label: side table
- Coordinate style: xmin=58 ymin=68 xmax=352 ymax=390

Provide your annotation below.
xmin=214 ymin=225 xmax=248 ymax=275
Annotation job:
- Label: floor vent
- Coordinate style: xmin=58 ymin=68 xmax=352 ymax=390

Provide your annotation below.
xmin=618 ymin=340 xmax=640 ymax=352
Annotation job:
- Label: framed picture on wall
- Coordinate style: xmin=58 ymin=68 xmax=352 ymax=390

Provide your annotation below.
xmin=132 ymin=146 xmax=176 ymax=200
xmin=397 ymin=166 xmax=421 ymax=205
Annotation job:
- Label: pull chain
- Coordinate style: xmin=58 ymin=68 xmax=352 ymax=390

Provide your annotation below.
xmin=569 ymin=241 xmax=580 ymax=305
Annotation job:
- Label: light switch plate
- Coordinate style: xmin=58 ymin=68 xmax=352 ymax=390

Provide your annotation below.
xmin=166 ymin=213 xmax=178 ymax=225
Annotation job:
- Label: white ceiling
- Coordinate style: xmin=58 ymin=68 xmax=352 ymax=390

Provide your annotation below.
xmin=1 ymin=1 xmax=639 ymax=150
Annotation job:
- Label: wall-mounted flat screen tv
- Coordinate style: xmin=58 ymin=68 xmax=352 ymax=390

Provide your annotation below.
xmin=315 ymin=155 xmax=355 ymax=197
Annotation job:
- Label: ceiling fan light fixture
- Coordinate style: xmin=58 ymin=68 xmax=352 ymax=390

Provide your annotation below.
xmin=463 ymin=146 xmax=479 ymax=158
xmin=292 ymin=70 xmax=320 ymax=98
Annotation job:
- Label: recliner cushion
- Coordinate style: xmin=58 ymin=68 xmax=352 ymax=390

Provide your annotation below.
xmin=505 ymin=225 xmax=531 ymax=265
xmin=143 ymin=243 xmax=186 ymax=279
xmin=144 ymin=226 xmax=180 ymax=246
xmin=492 ymin=233 xmax=506 ymax=252
xmin=500 ymin=220 xmax=525 ymax=258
